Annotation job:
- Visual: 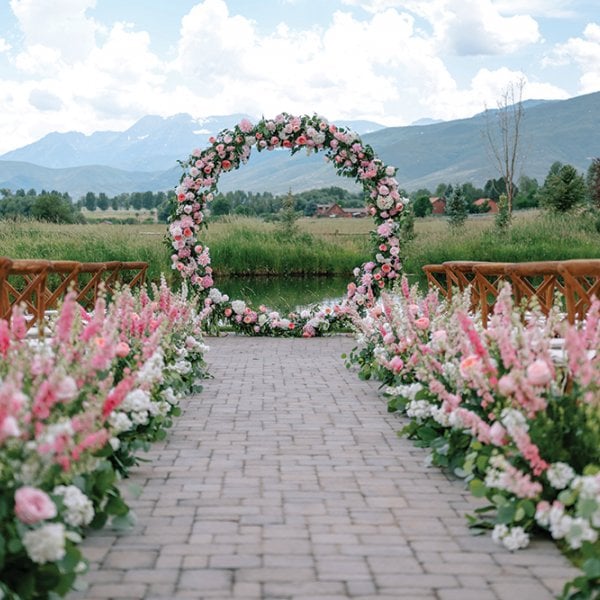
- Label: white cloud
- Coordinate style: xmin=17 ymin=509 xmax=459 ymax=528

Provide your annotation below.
xmin=0 ymin=38 xmax=10 ymax=53
xmin=9 ymin=0 xmax=100 ymax=62
xmin=493 ymin=0 xmax=577 ymax=19
xmin=546 ymin=23 xmax=600 ymax=93
xmin=0 ymin=0 xmax=585 ymax=155
xmin=341 ymin=0 xmax=540 ymax=54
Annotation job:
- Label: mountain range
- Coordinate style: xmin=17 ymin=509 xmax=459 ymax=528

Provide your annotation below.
xmin=0 ymin=91 xmax=598 ymax=199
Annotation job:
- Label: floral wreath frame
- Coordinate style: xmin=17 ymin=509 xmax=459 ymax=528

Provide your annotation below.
xmin=168 ymin=113 xmax=407 ymax=314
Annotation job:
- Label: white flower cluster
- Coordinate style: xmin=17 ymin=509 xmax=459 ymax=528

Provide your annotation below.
xmin=53 ymin=485 xmax=94 ymax=527
xmin=120 ymin=389 xmax=158 ymax=426
xmin=386 ymin=382 xmax=423 ymax=402
xmin=492 ymin=524 xmax=530 ymax=551
xmin=546 ymin=462 xmax=575 ymax=490
xmin=208 ymin=288 xmax=229 ymax=304
xmin=406 ymin=399 xmax=433 ymax=421
xmin=231 ymin=300 xmax=246 ymax=315
xmin=536 ymin=502 xmax=598 ymax=549
xmin=136 ymin=349 xmax=165 ymax=386
xmin=23 ymin=523 xmax=66 ymax=564
xmin=108 ymin=411 xmax=133 ymax=434
xmin=500 ymin=407 xmax=528 ymax=434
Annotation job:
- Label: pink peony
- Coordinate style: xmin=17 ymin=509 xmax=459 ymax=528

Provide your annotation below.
xmin=498 ymin=374 xmax=516 ymax=396
xmin=526 ymin=359 xmax=552 ymax=386
xmin=459 ymin=354 xmax=481 ymax=378
xmin=116 ymin=342 xmax=130 ymax=357
xmin=414 ymin=317 xmax=430 ymax=330
xmin=489 ymin=422 xmax=507 ymax=446
xmin=389 ymin=356 xmax=404 ymax=373
xmin=14 ymin=487 xmax=57 ymax=524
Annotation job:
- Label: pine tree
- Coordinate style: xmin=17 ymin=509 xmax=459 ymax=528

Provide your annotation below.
xmin=446 ymin=186 xmax=467 ymax=228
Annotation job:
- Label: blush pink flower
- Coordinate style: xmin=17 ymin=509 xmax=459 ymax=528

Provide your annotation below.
xmin=14 ymin=487 xmax=57 ymax=524
xmin=116 ymin=342 xmax=130 ymax=357
xmin=389 ymin=356 xmax=404 ymax=373
xmin=414 ymin=317 xmax=430 ymax=330
xmin=526 ymin=359 xmax=552 ymax=386
xmin=459 ymin=354 xmax=481 ymax=378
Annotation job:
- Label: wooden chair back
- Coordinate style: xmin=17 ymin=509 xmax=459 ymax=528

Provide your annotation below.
xmin=471 ymin=262 xmax=511 ymax=327
xmin=557 ymin=259 xmax=600 ymax=324
xmin=1 ymin=259 xmax=51 ymax=330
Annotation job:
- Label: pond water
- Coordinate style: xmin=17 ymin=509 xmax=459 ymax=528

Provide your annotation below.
xmin=215 ymin=275 xmax=349 ymax=313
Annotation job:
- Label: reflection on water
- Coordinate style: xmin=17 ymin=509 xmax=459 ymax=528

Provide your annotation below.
xmin=215 ymin=275 xmax=349 ymax=313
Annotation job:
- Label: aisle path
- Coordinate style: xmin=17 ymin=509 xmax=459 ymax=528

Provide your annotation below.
xmin=72 ymin=336 xmax=579 ymax=600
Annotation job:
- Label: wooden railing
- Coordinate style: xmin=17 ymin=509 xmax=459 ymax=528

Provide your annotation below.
xmin=422 ymin=259 xmax=600 ymax=326
xmin=0 ymin=257 xmax=148 ymax=332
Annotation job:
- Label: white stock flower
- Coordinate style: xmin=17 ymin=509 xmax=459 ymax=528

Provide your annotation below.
xmin=121 ymin=389 xmax=152 ymax=413
xmin=108 ymin=411 xmax=133 ymax=434
xmin=23 ymin=523 xmax=66 ymax=564
xmin=406 ymin=400 xmax=432 ymax=421
xmin=564 ymin=517 xmax=598 ymax=549
xmin=500 ymin=408 xmax=528 ymax=433
xmin=502 ymin=526 xmax=530 ymax=551
xmin=546 ymin=462 xmax=575 ymax=490
xmin=53 ymin=485 xmax=94 ymax=527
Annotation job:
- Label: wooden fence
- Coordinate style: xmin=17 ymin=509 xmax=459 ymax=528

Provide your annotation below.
xmin=422 ymin=259 xmax=600 ymax=326
xmin=0 ymin=257 xmax=148 ymax=333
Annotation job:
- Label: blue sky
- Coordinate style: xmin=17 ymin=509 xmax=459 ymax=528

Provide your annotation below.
xmin=0 ymin=0 xmax=598 ymax=153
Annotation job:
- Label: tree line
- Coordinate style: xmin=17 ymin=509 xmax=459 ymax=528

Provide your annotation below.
xmin=1 ymin=158 xmax=598 ymax=225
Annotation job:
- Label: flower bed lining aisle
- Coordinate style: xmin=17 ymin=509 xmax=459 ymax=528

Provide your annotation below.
xmin=0 ymin=279 xmax=208 ymax=599
xmin=345 ymin=279 xmax=600 ymax=599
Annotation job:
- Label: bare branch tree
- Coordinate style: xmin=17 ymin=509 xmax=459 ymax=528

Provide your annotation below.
xmin=484 ymin=78 xmax=525 ymax=215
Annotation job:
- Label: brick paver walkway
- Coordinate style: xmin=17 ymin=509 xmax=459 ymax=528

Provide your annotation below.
xmin=71 ymin=335 xmax=579 ymax=600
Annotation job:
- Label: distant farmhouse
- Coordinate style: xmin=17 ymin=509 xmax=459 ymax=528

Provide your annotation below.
xmin=429 ymin=197 xmax=446 ymax=215
xmin=315 ymin=202 xmax=368 ymax=218
xmin=429 ymin=196 xmax=497 ymax=215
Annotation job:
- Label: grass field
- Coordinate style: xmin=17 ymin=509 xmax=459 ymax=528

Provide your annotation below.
xmin=1 ymin=210 xmax=598 ymax=288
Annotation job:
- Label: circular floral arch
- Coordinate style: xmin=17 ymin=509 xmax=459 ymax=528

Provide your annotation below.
xmin=169 ymin=113 xmax=408 ymax=308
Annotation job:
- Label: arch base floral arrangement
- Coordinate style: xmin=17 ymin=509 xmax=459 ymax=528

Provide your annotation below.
xmin=168 ymin=113 xmax=410 ymax=335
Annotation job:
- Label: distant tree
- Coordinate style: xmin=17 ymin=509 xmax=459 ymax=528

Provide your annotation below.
xmin=586 ymin=157 xmax=600 ymax=210
xmin=446 ymin=186 xmax=468 ymax=228
xmin=484 ymin=78 xmax=525 ymax=215
xmin=210 ymin=196 xmax=231 ymax=216
xmin=413 ymin=195 xmax=432 ymax=218
xmin=110 ymin=196 xmax=119 ymax=210
xmin=279 ymin=189 xmax=299 ymax=236
xmin=84 ymin=192 xmax=97 ymax=211
xmin=304 ymin=201 xmax=318 ymax=217
xmin=495 ymin=194 xmax=511 ymax=230
xmin=434 ymin=183 xmax=449 ymax=197
xmin=538 ymin=163 xmax=586 ymax=212
xmin=31 ymin=192 xmax=78 ymax=223
xmin=97 ymin=192 xmax=109 ymax=211
xmin=514 ymin=175 xmax=539 ymax=210
xmin=131 ymin=193 xmax=143 ymax=211
xmin=142 ymin=191 xmax=155 ymax=210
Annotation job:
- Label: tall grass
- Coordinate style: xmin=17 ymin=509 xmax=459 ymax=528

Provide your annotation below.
xmin=404 ymin=211 xmax=600 ymax=286
xmin=0 ymin=217 xmax=371 ymax=283
xmin=203 ymin=217 xmax=370 ymax=275
xmin=0 ymin=221 xmax=173 ymax=285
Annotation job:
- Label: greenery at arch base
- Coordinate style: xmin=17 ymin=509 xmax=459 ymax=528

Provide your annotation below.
xmin=167 ymin=113 xmax=409 ymax=336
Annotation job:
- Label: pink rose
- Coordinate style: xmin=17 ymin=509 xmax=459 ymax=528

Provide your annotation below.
xmin=498 ymin=374 xmax=516 ymax=396
xmin=389 ymin=356 xmax=404 ymax=373
xmin=459 ymin=354 xmax=481 ymax=378
xmin=0 ymin=415 xmax=20 ymax=440
xmin=116 ymin=342 xmax=130 ymax=357
xmin=14 ymin=486 xmax=57 ymax=524
xmin=414 ymin=317 xmax=430 ymax=330
xmin=526 ymin=359 xmax=552 ymax=386
xmin=489 ymin=422 xmax=507 ymax=446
